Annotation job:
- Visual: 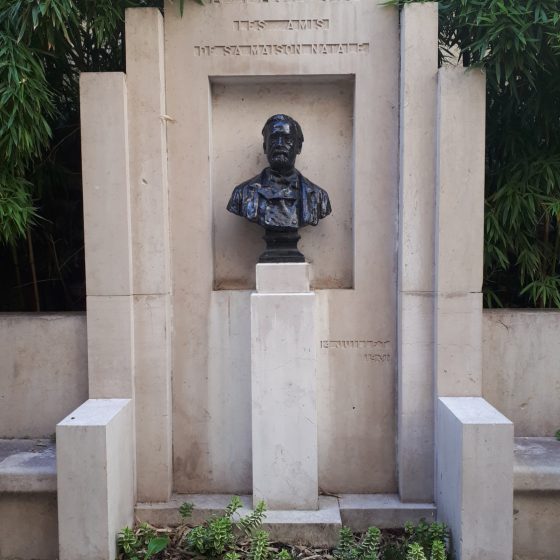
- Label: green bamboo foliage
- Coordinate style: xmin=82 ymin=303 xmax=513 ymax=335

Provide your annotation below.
xmin=0 ymin=0 xmax=201 ymax=249
xmin=388 ymin=0 xmax=560 ymax=307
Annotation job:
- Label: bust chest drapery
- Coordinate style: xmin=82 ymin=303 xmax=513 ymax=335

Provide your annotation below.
xmin=227 ymin=167 xmax=331 ymax=230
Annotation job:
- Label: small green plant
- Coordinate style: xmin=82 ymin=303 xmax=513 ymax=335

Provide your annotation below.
xmin=555 ymin=429 xmax=560 ymax=441
xmin=430 ymin=540 xmax=446 ymax=560
xmin=334 ymin=527 xmax=358 ymax=560
xmin=334 ymin=526 xmax=382 ymax=560
xmin=179 ymin=501 xmax=194 ymax=520
xmin=248 ymin=530 xmax=271 ymax=560
xmin=181 ymin=496 xmax=268 ymax=558
xmin=239 ymin=500 xmax=267 ymax=536
xmin=406 ymin=543 xmax=427 ymax=560
xmin=117 ymin=523 xmax=169 ymax=560
xmin=357 ymin=527 xmax=381 ymax=560
xmin=404 ymin=520 xmax=449 ymax=557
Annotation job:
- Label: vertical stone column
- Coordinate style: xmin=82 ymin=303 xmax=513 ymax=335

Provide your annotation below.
xmin=435 ymin=67 xmax=514 ymax=558
xmin=81 ymin=73 xmax=134 ymax=399
xmin=251 ymin=264 xmax=318 ymax=510
xmin=435 ymin=66 xmax=486 ymax=397
xmin=397 ymin=2 xmax=438 ymax=502
xmin=125 ymin=7 xmax=173 ymax=503
xmin=436 ymin=397 xmax=513 ymax=560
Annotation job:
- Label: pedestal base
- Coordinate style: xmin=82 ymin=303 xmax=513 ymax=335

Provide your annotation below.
xmin=251 ymin=263 xmax=318 ymax=510
xmin=259 ymin=229 xmax=305 ymax=263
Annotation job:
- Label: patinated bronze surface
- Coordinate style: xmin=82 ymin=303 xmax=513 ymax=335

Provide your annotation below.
xmin=227 ymin=114 xmax=332 ymax=262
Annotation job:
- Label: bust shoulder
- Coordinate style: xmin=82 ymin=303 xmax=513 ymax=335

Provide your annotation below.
xmin=227 ymin=173 xmax=263 ymax=219
xmin=235 ymin=173 xmax=264 ymax=191
xmin=298 ymin=172 xmax=332 ymax=224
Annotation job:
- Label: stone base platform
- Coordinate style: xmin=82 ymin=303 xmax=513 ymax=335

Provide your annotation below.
xmin=0 ymin=439 xmax=58 ymax=560
xmin=136 ymin=493 xmax=436 ymax=547
xmin=513 ymin=437 xmax=560 ymax=560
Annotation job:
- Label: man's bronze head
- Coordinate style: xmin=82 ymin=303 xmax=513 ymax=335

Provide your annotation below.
xmin=262 ymin=114 xmax=304 ymax=174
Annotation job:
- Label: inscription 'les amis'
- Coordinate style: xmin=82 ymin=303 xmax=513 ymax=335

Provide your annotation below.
xmin=234 ymin=19 xmax=330 ymax=31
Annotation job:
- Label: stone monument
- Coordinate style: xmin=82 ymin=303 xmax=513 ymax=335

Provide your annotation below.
xmin=55 ymin=2 xmax=515 ymax=559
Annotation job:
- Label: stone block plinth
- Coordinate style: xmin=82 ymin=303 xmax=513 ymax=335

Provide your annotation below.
xmin=57 ymin=399 xmax=134 ymax=560
xmin=436 ymin=397 xmax=513 ymax=560
xmin=251 ymin=264 xmax=318 ymax=510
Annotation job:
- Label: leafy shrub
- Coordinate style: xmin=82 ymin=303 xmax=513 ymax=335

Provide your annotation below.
xmin=180 ymin=496 xmax=269 ymax=559
xmin=387 ymin=0 xmax=560 ymax=308
xmin=117 ymin=523 xmax=169 ymax=560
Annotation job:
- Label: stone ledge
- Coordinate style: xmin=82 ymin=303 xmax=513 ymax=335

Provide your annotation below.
xmin=514 ymin=437 xmax=560 ymax=492
xmin=136 ymin=494 xmax=341 ymax=547
xmin=136 ymin=493 xmax=437 ymax=547
xmin=339 ymin=494 xmax=436 ymax=531
xmin=0 ymin=439 xmax=56 ymax=493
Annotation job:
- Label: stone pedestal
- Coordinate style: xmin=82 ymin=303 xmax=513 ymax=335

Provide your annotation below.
xmin=57 ymin=399 xmax=134 ymax=560
xmin=251 ymin=263 xmax=318 ymax=510
xmin=436 ymin=397 xmax=513 ymax=560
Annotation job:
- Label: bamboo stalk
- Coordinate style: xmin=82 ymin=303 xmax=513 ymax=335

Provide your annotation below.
xmin=26 ymin=229 xmax=40 ymax=312
xmin=10 ymin=244 xmax=25 ymax=310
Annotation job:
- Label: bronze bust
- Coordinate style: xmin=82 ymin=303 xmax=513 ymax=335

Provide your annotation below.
xmin=227 ymin=114 xmax=332 ymax=262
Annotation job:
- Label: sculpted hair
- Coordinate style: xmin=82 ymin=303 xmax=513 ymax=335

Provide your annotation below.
xmin=262 ymin=114 xmax=304 ymax=149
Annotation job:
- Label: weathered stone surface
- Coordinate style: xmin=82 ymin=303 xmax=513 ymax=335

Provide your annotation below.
xmin=397 ymin=3 xmax=438 ymax=504
xmin=436 ymin=66 xmax=486 ymax=294
xmin=256 ymin=263 xmax=310 ymax=293
xmin=125 ymin=7 xmax=170 ymax=297
xmin=57 ymin=399 xmax=134 ymax=560
xmin=166 ymin=0 xmax=399 ymax=494
xmin=513 ymin=491 xmax=560 ymax=560
xmin=339 ymin=494 xmax=435 ymax=531
xmin=437 ymin=397 xmax=513 ymax=560
xmin=87 ymin=295 xmax=134 ymax=399
xmin=435 ymin=292 xmax=482 ymax=397
xmin=0 ymin=493 xmax=58 ymax=560
xmin=252 ymin=264 xmax=317 ymax=510
xmin=0 ymin=439 xmax=56 ymax=493
xmin=0 ymin=314 xmax=87 ymax=439
xmin=134 ymin=294 xmax=172 ymax=502
xmin=483 ymin=309 xmax=560 ymax=436
xmin=136 ymin=494 xmax=341 ymax=547
xmin=81 ymin=72 xmax=132 ymax=297
xmin=514 ymin=437 xmax=560 ymax=492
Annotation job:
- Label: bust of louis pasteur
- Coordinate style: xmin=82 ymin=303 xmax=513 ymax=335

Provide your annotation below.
xmin=227 ymin=114 xmax=332 ymax=232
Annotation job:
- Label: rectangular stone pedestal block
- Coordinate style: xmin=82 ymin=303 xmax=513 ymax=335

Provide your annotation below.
xmin=436 ymin=397 xmax=513 ymax=560
xmin=57 ymin=399 xmax=134 ymax=560
xmin=251 ymin=264 xmax=318 ymax=510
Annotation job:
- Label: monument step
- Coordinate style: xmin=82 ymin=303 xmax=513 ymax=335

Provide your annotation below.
xmin=135 ymin=493 xmax=437 ymax=546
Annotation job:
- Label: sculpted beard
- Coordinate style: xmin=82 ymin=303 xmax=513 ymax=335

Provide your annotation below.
xmin=269 ymin=150 xmax=293 ymax=173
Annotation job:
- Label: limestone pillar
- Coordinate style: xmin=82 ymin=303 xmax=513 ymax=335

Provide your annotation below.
xmin=435 ymin=66 xmax=486 ymax=396
xmin=434 ymin=66 xmax=514 ymax=559
xmin=125 ymin=7 xmax=173 ymax=503
xmin=251 ymin=263 xmax=318 ymax=510
xmin=397 ymin=2 xmax=438 ymax=503
xmin=81 ymin=72 xmax=134 ymax=399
